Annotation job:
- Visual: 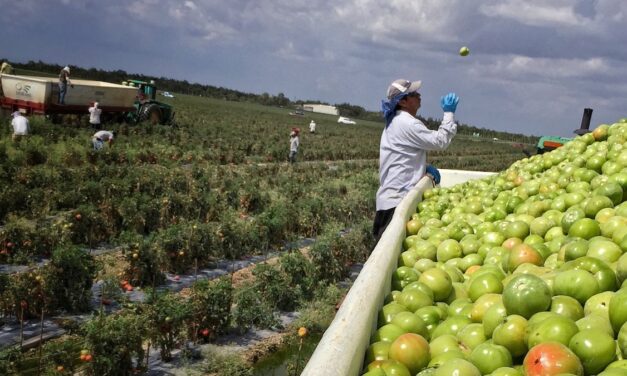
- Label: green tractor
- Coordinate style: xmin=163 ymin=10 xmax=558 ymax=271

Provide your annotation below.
xmin=536 ymin=135 xmax=573 ymax=154
xmin=126 ymin=79 xmax=175 ymax=125
xmin=536 ymin=108 xmax=593 ymax=154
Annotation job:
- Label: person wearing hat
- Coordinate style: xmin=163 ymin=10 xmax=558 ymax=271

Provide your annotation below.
xmin=88 ymin=101 xmax=102 ymax=130
xmin=92 ymin=130 xmax=114 ymax=151
xmin=10 ymin=111 xmax=30 ymax=141
xmin=58 ymin=66 xmax=74 ymax=105
xmin=289 ymin=127 xmax=300 ymax=163
xmin=372 ymin=79 xmax=460 ymax=243
xmin=0 ymin=61 xmax=14 ymax=74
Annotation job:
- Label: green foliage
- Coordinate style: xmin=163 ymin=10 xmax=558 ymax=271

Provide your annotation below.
xmin=0 ymin=216 xmax=38 ymax=263
xmin=83 ymin=311 xmax=147 ymax=375
xmin=144 ymin=290 xmax=192 ymax=361
xmin=45 ymin=246 xmax=97 ymax=312
xmin=196 ymin=348 xmax=253 ymax=376
xmin=0 ymin=345 xmax=22 ymax=375
xmin=252 ymin=262 xmax=300 ymax=311
xmin=293 ymin=284 xmax=344 ymax=334
xmin=279 ymin=251 xmax=317 ymax=301
xmin=232 ymin=282 xmax=278 ymax=331
xmin=0 ymin=271 xmax=46 ymax=318
xmin=121 ymin=235 xmax=166 ymax=286
xmin=40 ymin=336 xmax=83 ymax=374
xmin=189 ymin=277 xmax=233 ymax=341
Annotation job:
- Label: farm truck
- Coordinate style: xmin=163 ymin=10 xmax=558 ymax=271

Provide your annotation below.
xmin=0 ymin=73 xmax=174 ymax=125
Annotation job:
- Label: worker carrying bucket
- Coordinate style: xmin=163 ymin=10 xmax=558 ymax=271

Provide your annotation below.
xmin=372 ymin=78 xmax=460 ymax=243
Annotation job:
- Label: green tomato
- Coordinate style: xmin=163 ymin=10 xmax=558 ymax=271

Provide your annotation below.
xmin=568 ymin=218 xmax=601 ymax=239
xmin=492 ymin=314 xmax=528 ymax=357
xmin=489 ymin=367 xmax=523 ymax=376
xmin=568 ymin=329 xmax=617 ymax=375
xmin=583 ymin=291 xmax=614 ymax=318
xmin=527 ymin=315 xmax=579 ymax=348
xmin=467 ymin=272 xmax=503 ymax=302
xmin=391 ymin=311 xmax=429 ymax=339
xmin=419 ymin=268 xmax=452 ymax=302
xmin=456 ymin=323 xmax=486 ymax=351
xmin=550 ymin=295 xmax=584 ymax=321
xmin=389 ymin=333 xmax=431 ymax=375
xmin=373 ymin=323 xmax=407 ymax=344
xmin=575 ymin=313 xmax=614 ymax=338
xmin=609 ymin=289 xmax=627 ymax=334
xmin=553 ymin=269 xmax=600 ymax=304
xmin=469 ymin=342 xmax=513 ymax=375
xmin=502 ymin=274 xmax=552 ymax=319
xmin=433 ymin=358 xmax=480 ymax=376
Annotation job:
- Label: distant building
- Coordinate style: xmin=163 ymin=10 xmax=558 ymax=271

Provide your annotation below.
xmin=303 ymin=104 xmax=339 ymax=116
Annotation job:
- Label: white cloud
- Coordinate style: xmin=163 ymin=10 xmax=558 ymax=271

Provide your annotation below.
xmin=184 ymin=1 xmax=197 ymax=11
xmin=333 ymin=0 xmax=465 ymax=44
xmin=499 ymin=55 xmax=608 ymax=78
xmin=479 ymin=0 xmax=589 ymax=27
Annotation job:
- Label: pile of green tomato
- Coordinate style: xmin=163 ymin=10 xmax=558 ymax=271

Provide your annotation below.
xmin=364 ymin=119 xmax=627 ymax=376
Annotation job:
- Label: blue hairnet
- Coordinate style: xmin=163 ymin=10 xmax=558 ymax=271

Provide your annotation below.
xmin=381 ymin=93 xmax=407 ymax=127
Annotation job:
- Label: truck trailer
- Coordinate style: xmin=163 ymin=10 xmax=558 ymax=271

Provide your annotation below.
xmin=0 ymin=73 xmax=174 ymax=125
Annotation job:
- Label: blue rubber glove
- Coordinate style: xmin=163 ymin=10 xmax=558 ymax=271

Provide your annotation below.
xmin=426 ymin=165 xmax=441 ymax=185
xmin=441 ymin=92 xmax=460 ymax=113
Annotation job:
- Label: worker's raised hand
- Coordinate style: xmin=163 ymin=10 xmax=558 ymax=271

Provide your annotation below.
xmin=440 ymin=92 xmax=459 ymax=113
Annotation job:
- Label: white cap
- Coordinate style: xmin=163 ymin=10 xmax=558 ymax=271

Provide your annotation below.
xmin=386 ymin=79 xmax=422 ymax=100
xmin=63 ymin=66 xmax=70 ymax=73
xmin=11 ymin=111 xmax=21 ymax=117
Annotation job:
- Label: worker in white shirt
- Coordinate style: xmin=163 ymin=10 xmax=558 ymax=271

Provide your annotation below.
xmin=309 ymin=120 xmax=316 ymax=134
xmin=92 ymin=130 xmax=114 ymax=151
xmin=289 ymin=127 xmax=300 ymax=163
xmin=10 ymin=111 xmax=30 ymax=141
xmin=88 ymin=102 xmax=102 ymax=130
xmin=373 ymin=78 xmax=460 ymax=243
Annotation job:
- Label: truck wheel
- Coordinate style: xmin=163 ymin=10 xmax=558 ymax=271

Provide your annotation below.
xmin=139 ymin=104 xmax=162 ymax=125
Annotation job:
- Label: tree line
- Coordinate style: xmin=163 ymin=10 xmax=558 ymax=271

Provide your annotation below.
xmin=2 ymin=58 xmax=537 ymax=143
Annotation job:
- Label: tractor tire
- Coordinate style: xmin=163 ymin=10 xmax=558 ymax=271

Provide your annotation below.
xmin=139 ymin=103 xmax=162 ymax=125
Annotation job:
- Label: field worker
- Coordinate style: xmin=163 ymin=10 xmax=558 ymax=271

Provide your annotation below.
xmin=10 ymin=111 xmax=30 ymax=141
xmin=58 ymin=66 xmax=73 ymax=105
xmin=0 ymin=61 xmax=14 ymax=74
xmin=92 ymin=130 xmax=114 ymax=151
xmin=309 ymin=120 xmax=316 ymax=134
xmin=289 ymin=127 xmax=300 ymax=163
xmin=372 ymin=79 xmax=460 ymax=243
xmin=88 ymin=102 xmax=102 ymax=130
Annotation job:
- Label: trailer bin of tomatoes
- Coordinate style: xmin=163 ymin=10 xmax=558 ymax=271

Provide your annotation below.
xmin=304 ymin=120 xmax=627 ymax=376
xmin=302 ymin=169 xmax=496 ymax=376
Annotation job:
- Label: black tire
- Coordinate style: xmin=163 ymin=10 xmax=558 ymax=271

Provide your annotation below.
xmin=139 ymin=103 xmax=162 ymax=125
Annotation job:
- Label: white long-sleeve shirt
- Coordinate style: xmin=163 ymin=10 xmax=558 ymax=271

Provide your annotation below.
xmin=89 ymin=106 xmax=102 ymax=124
xmin=290 ymin=136 xmax=299 ymax=152
xmin=11 ymin=115 xmax=30 ymax=135
xmin=376 ymin=111 xmax=457 ymax=210
xmin=93 ymin=130 xmax=114 ymax=141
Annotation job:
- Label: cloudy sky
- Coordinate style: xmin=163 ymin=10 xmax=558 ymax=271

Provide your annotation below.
xmin=1 ymin=0 xmax=626 ymax=136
